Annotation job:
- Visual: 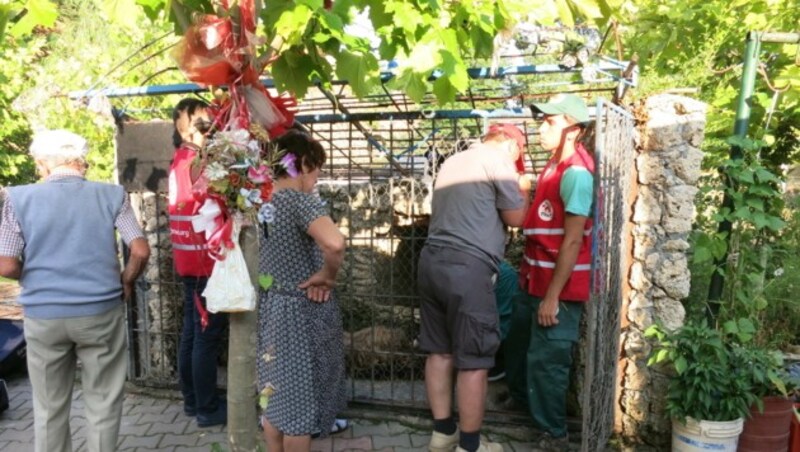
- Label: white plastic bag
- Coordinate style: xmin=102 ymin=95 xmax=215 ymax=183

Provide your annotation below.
xmin=203 ymin=216 xmax=256 ymax=312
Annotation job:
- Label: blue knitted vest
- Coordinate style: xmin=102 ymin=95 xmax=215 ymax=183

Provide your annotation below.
xmin=8 ymin=177 xmax=125 ymax=319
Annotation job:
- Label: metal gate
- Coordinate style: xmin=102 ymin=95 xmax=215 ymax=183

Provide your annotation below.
xmin=581 ymin=99 xmax=636 ymax=451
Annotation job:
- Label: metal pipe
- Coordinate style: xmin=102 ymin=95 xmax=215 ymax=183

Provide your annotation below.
xmin=757 ymin=31 xmax=800 ymax=43
xmin=706 ymin=31 xmax=762 ymax=318
xmin=67 ymin=60 xmax=632 ymax=99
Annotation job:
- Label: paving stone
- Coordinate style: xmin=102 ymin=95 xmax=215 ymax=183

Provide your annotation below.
xmin=373 ymin=433 xmax=411 ymax=448
xmin=310 ymin=436 xmax=333 ymax=451
xmin=159 ymin=433 xmax=200 ymax=448
xmin=1 ymin=441 xmax=32 ymax=452
xmin=10 ymin=389 xmax=32 ymax=402
xmin=129 ymin=403 xmax=169 ymax=416
xmin=0 ymin=419 xmax=32 ymax=431
xmin=8 ymin=395 xmax=29 ymax=411
xmin=147 ymin=419 xmax=189 ymax=435
xmin=0 ymin=427 xmax=35 ymax=442
xmin=333 ymin=435 xmax=373 ymax=450
xmin=120 ymin=413 xmax=142 ymax=426
xmin=350 ymin=422 xmax=395 ymax=438
xmin=119 ymin=422 xmax=149 ymax=436
xmin=2 ymin=407 xmax=32 ymax=420
xmin=195 ymin=431 xmax=228 ymax=447
xmin=118 ymin=433 xmax=163 ymax=450
xmin=137 ymin=411 xmax=178 ymax=426
xmin=410 ymin=433 xmax=430 ymax=447
xmin=174 ymin=446 xmax=213 ymax=452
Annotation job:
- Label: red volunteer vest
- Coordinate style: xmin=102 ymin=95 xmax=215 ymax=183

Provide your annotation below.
xmin=520 ymin=145 xmax=594 ymax=302
xmin=168 ymin=144 xmax=215 ymax=277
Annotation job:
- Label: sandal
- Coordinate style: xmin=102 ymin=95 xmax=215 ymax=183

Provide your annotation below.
xmin=330 ymin=418 xmax=349 ymax=435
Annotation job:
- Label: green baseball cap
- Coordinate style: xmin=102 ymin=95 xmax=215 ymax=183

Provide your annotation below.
xmin=530 ymin=93 xmax=591 ymax=125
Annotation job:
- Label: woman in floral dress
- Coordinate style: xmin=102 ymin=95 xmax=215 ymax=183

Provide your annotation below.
xmin=257 ymin=130 xmax=346 ymax=452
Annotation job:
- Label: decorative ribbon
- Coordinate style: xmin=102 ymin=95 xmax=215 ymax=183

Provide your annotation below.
xmin=193 ymin=290 xmax=209 ymax=332
xmin=174 ymin=0 xmax=296 ymax=138
xmin=190 ymin=196 xmax=234 ymax=261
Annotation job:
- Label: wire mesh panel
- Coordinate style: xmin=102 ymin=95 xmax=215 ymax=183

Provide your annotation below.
xmin=581 ymin=99 xmax=635 ymax=451
xmin=127 ymin=191 xmax=189 ymax=388
xmin=302 ymin=111 xmax=550 ymax=409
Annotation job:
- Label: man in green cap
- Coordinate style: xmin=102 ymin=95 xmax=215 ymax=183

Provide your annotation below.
xmin=504 ymin=93 xmax=594 ymax=450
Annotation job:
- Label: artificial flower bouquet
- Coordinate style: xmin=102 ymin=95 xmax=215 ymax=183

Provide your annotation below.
xmin=192 ymin=124 xmax=292 ymax=313
xmin=173 ymin=0 xmax=297 ymax=313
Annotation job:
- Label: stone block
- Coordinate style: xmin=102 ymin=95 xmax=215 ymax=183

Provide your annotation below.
xmin=633 ymin=188 xmax=662 ymax=225
xmin=662 ymin=239 xmax=690 ymax=252
xmin=636 ymin=154 xmax=666 ymax=185
xmin=642 ymin=95 xmax=707 ymax=152
xmin=624 ymin=360 xmax=651 ymax=391
xmin=621 ymin=389 xmax=649 ymax=422
xmin=628 ymin=306 xmax=654 ymax=328
xmin=665 ymin=185 xmax=698 ymax=221
xmin=622 ymin=329 xmax=651 ymax=361
xmin=672 ymin=146 xmax=704 ymax=184
xmin=653 ymin=297 xmax=686 ymax=331
xmin=652 ymin=255 xmax=690 ymax=299
xmin=629 ymin=262 xmax=652 ymax=293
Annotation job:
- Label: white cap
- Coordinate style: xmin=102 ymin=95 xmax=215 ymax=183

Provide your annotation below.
xmin=29 ymin=129 xmax=89 ymax=160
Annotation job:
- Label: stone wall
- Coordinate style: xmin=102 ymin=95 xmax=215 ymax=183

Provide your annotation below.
xmin=618 ymin=95 xmax=707 ymax=447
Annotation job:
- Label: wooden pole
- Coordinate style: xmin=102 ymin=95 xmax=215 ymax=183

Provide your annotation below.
xmin=226 ymin=224 xmax=260 ymax=451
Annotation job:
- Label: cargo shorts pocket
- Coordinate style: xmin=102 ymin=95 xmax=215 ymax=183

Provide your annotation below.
xmin=458 ymin=312 xmax=501 ymax=358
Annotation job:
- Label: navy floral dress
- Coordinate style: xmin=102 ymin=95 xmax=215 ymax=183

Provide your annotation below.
xmin=256 ymin=189 xmax=346 ymax=436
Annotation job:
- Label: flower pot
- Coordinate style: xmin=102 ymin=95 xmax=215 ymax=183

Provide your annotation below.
xmin=673 ymin=417 xmax=744 ymax=452
xmin=738 ymin=396 xmax=794 ymax=452
xmin=789 ymin=403 xmax=800 ymax=452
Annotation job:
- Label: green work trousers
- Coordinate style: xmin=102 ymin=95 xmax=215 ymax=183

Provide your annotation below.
xmin=504 ymin=292 xmax=583 ymax=438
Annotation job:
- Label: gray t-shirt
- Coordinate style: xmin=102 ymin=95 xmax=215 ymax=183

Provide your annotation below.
xmin=426 ymin=142 xmax=524 ymax=269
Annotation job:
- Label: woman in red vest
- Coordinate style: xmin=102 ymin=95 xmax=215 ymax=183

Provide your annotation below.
xmin=168 ymin=98 xmax=228 ymax=428
xmin=504 ymin=94 xmax=594 ymax=450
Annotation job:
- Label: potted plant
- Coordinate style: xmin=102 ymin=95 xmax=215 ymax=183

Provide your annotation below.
xmin=646 ymin=321 xmax=758 ymax=451
xmin=734 ymin=340 xmax=796 ymax=452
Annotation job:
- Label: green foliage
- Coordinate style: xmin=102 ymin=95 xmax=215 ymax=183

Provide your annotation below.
xmin=0 ymin=0 xmax=58 ymax=43
xmin=687 ymin=135 xmax=793 ymax=344
xmin=646 ymin=321 xmax=787 ymax=422
xmin=136 ymin=0 xmax=614 ymax=105
xmin=632 ymin=0 xmax=800 ymax=350
xmin=0 ymin=34 xmax=43 ymax=186
xmin=1 ymin=0 xmax=184 ymax=185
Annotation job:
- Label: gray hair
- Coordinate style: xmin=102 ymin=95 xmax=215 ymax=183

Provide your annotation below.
xmin=29 ymin=129 xmax=89 ymax=169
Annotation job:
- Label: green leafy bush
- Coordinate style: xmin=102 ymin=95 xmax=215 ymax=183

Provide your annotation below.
xmin=646 ymin=320 xmax=788 ymax=422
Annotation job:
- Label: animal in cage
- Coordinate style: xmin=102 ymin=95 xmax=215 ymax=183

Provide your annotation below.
xmin=343 ymin=325 xmax=423 ymax=380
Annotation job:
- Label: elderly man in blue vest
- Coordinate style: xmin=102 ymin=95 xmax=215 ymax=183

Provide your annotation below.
xmin=0 ymin=129 xmax=150 ymax=452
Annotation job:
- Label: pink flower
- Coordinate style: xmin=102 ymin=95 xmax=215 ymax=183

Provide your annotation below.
xmin=280 ymin=153 xmax=299 ymax=178
xmin=247 ymin=164 xmax=270 ymax=184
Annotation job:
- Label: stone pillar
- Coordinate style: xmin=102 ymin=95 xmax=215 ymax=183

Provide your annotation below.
xmin=619 ymin=95 xmax=706 ymax=447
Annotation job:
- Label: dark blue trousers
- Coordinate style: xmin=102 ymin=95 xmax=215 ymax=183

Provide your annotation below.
xmin=178 ymin=277 xmax=228 ymax=417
